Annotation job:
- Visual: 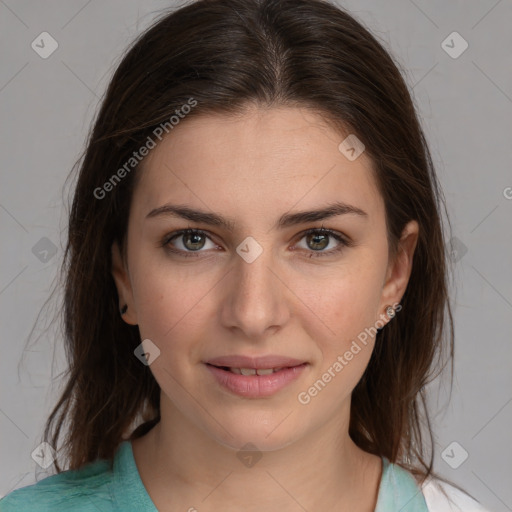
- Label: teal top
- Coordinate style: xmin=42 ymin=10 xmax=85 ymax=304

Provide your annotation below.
xmin=0 ymin=441 xmax=429 ymax=511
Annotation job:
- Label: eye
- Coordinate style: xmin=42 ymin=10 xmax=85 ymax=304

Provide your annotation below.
xmin=161 ymin=227 xmax=352 ymax=259
xmin=294 ymin=227 xmax=351 ymax=258
xmin=162 ymin=228 xmax=218 ymax=257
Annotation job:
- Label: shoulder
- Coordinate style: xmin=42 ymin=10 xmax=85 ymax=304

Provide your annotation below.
xmin=421 ymin=476 xmax=491 ymax=512
xmin=0 ymin=458 xmax=114 ymax=512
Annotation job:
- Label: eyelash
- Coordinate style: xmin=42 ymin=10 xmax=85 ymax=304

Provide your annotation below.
xmin=160 ymin=227 xmax=352 ymax=259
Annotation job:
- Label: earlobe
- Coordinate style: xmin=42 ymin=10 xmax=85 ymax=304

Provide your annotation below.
xmin=111 ymin=241 xmax=138 ymax=325
xmin=379 ymin=220 xmax=419 ymax=316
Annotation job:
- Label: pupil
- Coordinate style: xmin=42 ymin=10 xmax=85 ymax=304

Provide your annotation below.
xmin=308 ymin=233 xmax=328 ymax=250
xmin=184 ymin=232 xmax=205 ymax=250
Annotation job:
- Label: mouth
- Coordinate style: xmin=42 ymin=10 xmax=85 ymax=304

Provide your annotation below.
xmin=205 ymin=354 xmax=307 ymax=369
xmin=206 ymin=364 xmax=300 ymax=375
xmin=204 ymin=360 xmax=308 ymax=398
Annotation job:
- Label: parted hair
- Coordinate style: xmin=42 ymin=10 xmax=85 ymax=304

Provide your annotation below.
xmin=37 ymin=0 xmax=454 ymax=482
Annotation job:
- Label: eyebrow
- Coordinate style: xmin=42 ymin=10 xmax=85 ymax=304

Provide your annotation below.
xmin=145 ymin=201 xmax=368 ymax=231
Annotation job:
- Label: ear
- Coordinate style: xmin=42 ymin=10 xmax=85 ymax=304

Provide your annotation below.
xmin=378 ymin=220 xmax=419 ymax=321
xmin=111 ymin=240 xmax=138 ymax=325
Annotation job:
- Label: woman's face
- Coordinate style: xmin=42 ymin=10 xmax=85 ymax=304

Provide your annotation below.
xmin=112 ymin=106 xmax=418 ymax=451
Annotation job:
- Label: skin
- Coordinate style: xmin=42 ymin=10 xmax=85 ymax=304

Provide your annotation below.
xmin=111 ymin=105 xmax=419 ymax=512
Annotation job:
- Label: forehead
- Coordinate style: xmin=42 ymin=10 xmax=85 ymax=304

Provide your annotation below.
xmin=132 ymin=106 xmax=382 ymax=222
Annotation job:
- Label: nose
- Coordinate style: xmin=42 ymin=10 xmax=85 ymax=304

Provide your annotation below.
xmin=219 ymin=243 xmax=291 ymax=341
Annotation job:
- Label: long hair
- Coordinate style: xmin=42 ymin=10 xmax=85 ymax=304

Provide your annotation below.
xmin=37 ymin=0 xmax=454 ymax=481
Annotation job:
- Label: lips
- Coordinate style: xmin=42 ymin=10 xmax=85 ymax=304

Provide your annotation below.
xmin=204 ymin=355 xmax=308 ymax=398
xmin=222 ymin=367 xmax=284 ymax=375
xmin=205 ymin=354 xmax=306 ymax=369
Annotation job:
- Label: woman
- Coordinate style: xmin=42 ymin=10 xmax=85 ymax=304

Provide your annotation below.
xmin=0 ymin=0 xmax=490 ymax=510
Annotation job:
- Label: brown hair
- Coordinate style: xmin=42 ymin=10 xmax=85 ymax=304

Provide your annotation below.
xmin=34 ymin=0 xmax=454 ymax=483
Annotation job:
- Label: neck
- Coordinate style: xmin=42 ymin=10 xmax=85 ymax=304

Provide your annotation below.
xmin=132 ymin=398 xmax=382 ymax=512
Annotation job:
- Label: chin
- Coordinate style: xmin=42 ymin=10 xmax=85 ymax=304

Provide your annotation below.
xmin=204 ymin=411 xmax=305 ymax=453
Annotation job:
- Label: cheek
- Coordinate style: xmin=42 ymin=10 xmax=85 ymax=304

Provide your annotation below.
xmin=295 ymin=270 xmax=383 ymax=411
xmin=130 ymin=258 xmax=218 ymax=352
xmin=294 ymin=259 xmax=386 ymax=409
xmin=304 ymin=256 xmax=385 ymax=351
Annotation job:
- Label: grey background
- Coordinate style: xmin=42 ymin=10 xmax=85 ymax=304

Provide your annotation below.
xmin=1 ymin=0 xmax=511 ymax=510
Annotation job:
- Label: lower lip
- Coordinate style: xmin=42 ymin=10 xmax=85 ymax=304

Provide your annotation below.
xmin=205 ymin=363 xmax=308 ymax=398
